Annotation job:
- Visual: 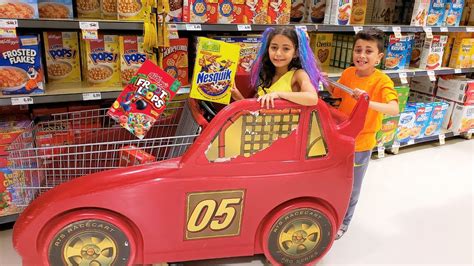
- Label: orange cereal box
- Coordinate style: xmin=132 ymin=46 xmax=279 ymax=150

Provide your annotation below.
xmin=183 ymin=0 xmax=218 ymax=23
xmin=108 ymin=60 xmax=181 ymax=139
xmin=190 ymin=37 xmax=240 ymax=105
xmin=43 ymin=32 xmax=81 ymax=83
xmin=217 ymin=0 xmax=247 ymax=23
xmin=268 ymin=0 xmax=291 ymax=24
xmin=82 ymin=34 xmax=121 ymax=87
xmin=119 ymin=35 xmax=148 ymax=85
xmin=160 ymin=38 xmax=189 ymax=86
xmin=245 ymin=0 xmax=269 ymax=24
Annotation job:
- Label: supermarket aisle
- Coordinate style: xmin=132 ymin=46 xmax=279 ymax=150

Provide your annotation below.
xmin=1 ymin=138 xmax=473 ymax=266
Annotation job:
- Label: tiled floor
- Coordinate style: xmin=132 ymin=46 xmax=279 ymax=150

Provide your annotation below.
xmin=1 ymin=138 xmax=473 ymax=266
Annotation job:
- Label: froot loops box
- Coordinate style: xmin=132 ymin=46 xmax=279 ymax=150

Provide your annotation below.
xmin=190 ymin=37 xmax=240 ymax=105
xmin=108 ymin=60 xmax=181 ymax=139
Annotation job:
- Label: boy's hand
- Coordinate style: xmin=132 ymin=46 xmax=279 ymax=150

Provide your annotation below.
xmin=257 ymin=92 xmax=280 ymax=108
xmin=352 ymin=88 xmax=365 ymax=99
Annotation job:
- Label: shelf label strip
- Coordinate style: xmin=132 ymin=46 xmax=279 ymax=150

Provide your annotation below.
xmin=11 ymin=97 xmax=33 ymax=105
xmin=0 ymin=19 xmax=18 ymax=38
xmin=80 ymin=21 xmax=99 ymax=40
xmin=185 ymin=24 xmax=202 ymax=31
xmin=83 ymin=92 xmax=102 ymax=101
xmin=237 ymin=24 xmax=252 ymax=31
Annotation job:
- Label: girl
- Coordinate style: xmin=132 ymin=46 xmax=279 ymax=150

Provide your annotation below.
xmin=231 ymin=27 xmax=326 ymax=108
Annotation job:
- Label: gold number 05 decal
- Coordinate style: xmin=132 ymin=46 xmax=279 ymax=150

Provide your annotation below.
xmin=185 ymin=190 xmax=245 ymax=240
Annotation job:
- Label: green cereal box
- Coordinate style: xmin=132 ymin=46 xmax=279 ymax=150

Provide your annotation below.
xmin=82 ymin=34 xmax=121 ymax=87
xmin=43 ymin=32 xmax=81 ymax=83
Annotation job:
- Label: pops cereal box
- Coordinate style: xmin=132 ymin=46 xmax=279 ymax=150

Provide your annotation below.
xmin=190 ymin=37 xmax=240 ymax=105
xmin=38 ymin=0 xmax=73 ymax=18
xmin=0 ymin=0 xmax=38 ymax=19
xmin=217 ymin=0 xmax=247 ymax=23
xmin=120 ymin=35 xmax=148 ymax=85
xmin=160 ymin=38 xmax=189 ymax=86
xmin=118 ymin=0 xmax=145 ymax=20
xmin=43 ymin=32 xmax=81 ymax=83
xmin=76 ymin=0 xmax=101 ymax=18
xmin=0 ymin=35 xmax=44 ymax=95
xmin=419 ymin=35 xmax=448 ymax=70
xmin=82 ymin=34 xmax=121 ymax=87
xmin=101 ymin=0 xmax=117 ymax=20
xmin=426 ymin=0 xmax=446 ymax=26
xmin=245 ymin=0 xmax=269 ymax=24
xmin=183 ymin=0 xmax=218 ymax=23
xmin=108 ymin=60 xmax=181 ymax=139
xmin=310 ymin=33 xmax=333 ymax=66
xmin=290 ymin=0 xmax=306 ymax=22
xmin=268 ymin=0 xmax=291 ymax=24
xmin=444 ymin=0 xmax=464 ymax=26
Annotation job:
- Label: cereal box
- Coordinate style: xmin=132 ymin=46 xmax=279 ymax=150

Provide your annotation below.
xmin=43 ymin=32 xmax=81 ymax=83
xmin=444 ymin=0 xmax=464 ymax=26
xmin=310 ymin=33 xmax=333 ymax=66
xmin=411 ymin=102 xmax=434 ymax=139
xmin=108 ymin=60 xmax=180 ymax=139
xmin=76 ymin=0 xmax=101 ymax=18
xmin=166 ymin=0 xmax=183 ymax=22
xmin=396 ymin=85 xmax=410 ymax=111
xmin=190 ymin=37 xmax=240 ymax=105
xmin=119 ymin=145 xmax=156 ymax=166
xmin=309 ymin=0 xmax=326 ymax=23
xmin=409 ymin=32 xmax=425 ymax=68
xmin=376 ymin=115 xmax=400 ymax=147
xmin=410 ymin=76 xmax=437 ymax=95
xmin=38 ymin=0 xmax=73 ymax=18
xmin=214 ymin=36 xmax=261 ymax=74
xmin=426 ymin=0 xmax=446 ymax=26
xmin=370 ymin=0 xmax=396 ymax=24
xmin=244 ymin=0 xmax=269 ymax=23
xmin=324 ymin=0 xmax=352 ymax=25
xmin=101 ymin=0 xmax=117 ymax=19
xmin=120 ymin=35 xmax=148 ymax=85
xmin=160 ymin=38 xmax=189 ymax=86
xmin=118 ymin=0 xmax=144 ymax=20
xmin=450 ymin=103 xmax=474 ymax=133
xmin=290 ymin=0 xmax=306 ymax=22
xmin=0 ymin=0 xmax=38 ymax=19
xmin=0 ymin=36 xmax=44 ymax=95
xmin=395 ymin=104 xmax=417 ymax=144
xmin=404 ymin=34 xmax=415 ymax=69
xmin=448 ymin=38 xmax=474 ymax=68
xmin=350 ymin=0 xmax=366 ymax=24
xmin=436 ymin=76 xmax=474 ymax=104
xmin=419 ymin=35 xmax=448 ymax=70
xmin=384 ymin=34 xmax=411 ymax=70
xmin=82 ymin=34 xmax=121 ymax=87
xmin=218 ymin=0 xmax=247 ymax=23
xmin=183 ymin=0 xmax=219 ymax=23
xmin=268 ymin=0 xmax=291 ymax=24
xmin=410 ymin=0 xmax=430 ymax=26
xmin=423 ymin=101 xmax=449 ymax=136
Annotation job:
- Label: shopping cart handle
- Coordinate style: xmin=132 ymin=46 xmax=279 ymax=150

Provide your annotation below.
xmin=326 ymin=79 xmax=369 ymax=101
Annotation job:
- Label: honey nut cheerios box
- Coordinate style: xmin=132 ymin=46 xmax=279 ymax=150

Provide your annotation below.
xmin=118 ymin=0 xmax=144 ymax=20
xmin=244 ymin=0 xmax=269 ymax=24
xmin=419 ymin=35 xmax=448 ymax=70
xmin=43 ymin=32 xmax=81 ymax=83
xmin=268 ymin=0 xmax=291 ymax=24
xmin=81 ymin=34 xmax=121 ymax=87
xmin=108 ymin=60 xmax=181 ymax=139
xmin=119 ymin=35 xmax=150 ymax=85
xmin=183 ymin=0 xmax=218 ymax=23
xmin=159 ymin=38 xmax=189 ymax=86
xmin=190 ymin=37 xmax=240 ymax=105
xmin=38 ymin=0 xmax=73 ymax=19
xmin=76 ymin=0 xmax=101 ymax=18
xmin=217 ymin=0 xmax=247 ymax=24
xmin=0 ymin=35 xmax=44 ymax=95
xmin=0 ymin=0 xmax=38 ymax=19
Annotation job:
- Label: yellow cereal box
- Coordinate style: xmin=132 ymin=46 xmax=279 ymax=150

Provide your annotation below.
xmin=43 ymin=32 xmax=81 ymax=83
xmin=350 ymin=0 xmax=366 ymax=24
xmin=190 ymin=37 xmax=240 ymax=105
xmin=118 ymin=0 xmax=144 ymax=20
xmin=119 ymin=35 xmax=149 ymax=85
xmin=448 ymin=38 xmax=474 ymax=68
xmin=82 ymin=34 xmax=121 ymax=87
xmin=310 ymin=33 xmax=333 ymax=66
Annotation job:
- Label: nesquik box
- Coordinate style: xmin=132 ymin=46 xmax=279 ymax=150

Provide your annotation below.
xmin=217 ymin=0 xmax=247 ymax=23
xmin=160 ymin=38 xmax=189 ymax=86
xmin=268 ymin=0 xmax=291 ymax=24
xmin=190 ymin=37 xmax=240 ymax=105
xmin=244 ymin=0 xmax=269 ymax=24
xmin=108 ymin=60 xmax=181 ymax=139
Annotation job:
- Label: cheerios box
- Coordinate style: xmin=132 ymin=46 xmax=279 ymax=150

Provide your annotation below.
xmin=350 ymin=0 xmax=366 ymax=24
xmin=183 ymin=0 xmax=218 ymax=23
xmin=0 ymin=36 xmax=44 ymax=95
xmin=118 ymin=0 xmax=144 ymax=20
xmin=0 ymin=0 xmax=38 ymax=19
xmin=119 ymin=35 xmax=148 ymax=85
xmin=444 ymin=0 xmax=464 ymax=26
xmin=159 ymin=38 xmax=189 ymax=86
xmin=81 ymin=34 xmax=121 ymax=87
xmin=310 ymin=33 xmax=333 ymax=66
xmin=38 ymin=0 xmax=73 ymax=18
xmin=76 ymin=0 xmax=101 ymax=18
xmin=384 ymin=34 xmax=411 ymax=70
xmin=217 ymin=0 xmax=247 ymax=23
xmin=107 ymin=60 xmax=181 ymax=139
xmin=448 ymin=38 xmax=474 ymax=68
xmin=43 ymin=32 xmax=81 ymax=83
xmin=268 ymin=0 xmax=291 ymax=24
xmin=419 ymin=35 xmax=448 ymax=70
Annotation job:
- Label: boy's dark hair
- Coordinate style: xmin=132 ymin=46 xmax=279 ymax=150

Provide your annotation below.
xmin=354 ymin=28 xmax=385 ymax=53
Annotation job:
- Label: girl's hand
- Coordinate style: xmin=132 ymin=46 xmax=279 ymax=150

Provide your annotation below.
xmin=231 ymin=83 xmax=245 ymax=101
xmin=257 ymin=92 xmax=280 ymax=108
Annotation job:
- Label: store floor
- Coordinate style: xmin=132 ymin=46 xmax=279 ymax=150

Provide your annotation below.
xmin=1 ymin=138 xmax=473 ymax=266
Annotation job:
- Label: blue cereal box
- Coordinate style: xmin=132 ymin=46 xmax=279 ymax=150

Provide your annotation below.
xmin=409 ymin=102 xmax=434 ymax=139
xmin=38 ymin=0 xmax=73 ymax=18
xmin=395 ymin=104 xmax=417 ymax=144
xmin=0 ymin=0 xmax=38 ymax=19
xmin=426 ymin=0 xmax=446 ymax=26
xmin=384 ymin=34 xmax=411 ymax=70
xmin=0 ymin=36 xmax=44 ymax=95
xmin=444 ymin=0 xmax=464 ymax=26
xmin=423 ymin=101 xmax=449 ymax=136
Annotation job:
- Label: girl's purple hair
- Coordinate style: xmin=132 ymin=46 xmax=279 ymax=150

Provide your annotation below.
xmin=250 ymin=27 xmax=327 ymax=91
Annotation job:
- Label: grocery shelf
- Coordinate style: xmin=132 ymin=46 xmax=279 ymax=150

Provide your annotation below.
xmin=0 ymin=213 xmax=19 ymax=225
xmin=315 ymin=24 xmax=474 ymax=33
xmin=15 ymin=18 xmax=143 ymax=31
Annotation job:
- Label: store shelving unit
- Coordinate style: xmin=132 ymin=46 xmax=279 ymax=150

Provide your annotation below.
xmin=16 ymin=18 xmax=143 ymax=30
xmin=0 ymin=213 xmax=19 ymax=225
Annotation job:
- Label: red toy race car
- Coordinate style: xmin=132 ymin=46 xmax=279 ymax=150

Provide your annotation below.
xmin=12 ymin=86 xmax=368 ymax=265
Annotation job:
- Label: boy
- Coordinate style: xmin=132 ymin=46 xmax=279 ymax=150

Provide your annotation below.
xmin=329 ymin=28 xmax=399 ymax=239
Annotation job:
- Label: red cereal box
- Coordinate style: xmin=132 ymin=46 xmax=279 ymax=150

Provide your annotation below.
xmin=107 ymin=60 xmax=181 ymax=139
xmin=268 ymin=0 xmax=291 ymax=24
xmin=245 ymin=0 xmax=269 ymax=24
xmin=183 ymin=0 xmax=218 ymax=23
xmin=119 ymin=145 xmax=156 ymax=166
xmin=160 ymin=38 xmax=189 ymax=87
xmin=217 ymin=0 xmax=247 ymax=23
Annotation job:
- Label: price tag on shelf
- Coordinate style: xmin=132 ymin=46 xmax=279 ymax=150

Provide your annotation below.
xmin=455 ymin=68 xmax=462 ymax=74
xmin=423 ymin=27 xmax=433 ymax=39
xmin=237 ymin=24 xmax=252 ymax=31
xmin=469 ymin=128 xmax=474 ymax=134
xmin=407 ymin=139 xmax=415 ymax=145
xmin=440 ymin=27 xmax=448 ymax=32
xmin=466 ymin=27 xmax=474 ymax=32
xmin=438 ymin=133 xmax=446 ymax=145
xmin=0 ymin=19 xmax=18 ymax=38
xmin=167 ymin=23 xmax=179 ymax=39
xmin=185 ymin=24 xmax=202 ymax=31
xmin=391 ymin=141 xmax=400 ymax=154
xmin=392 ymin=26 xmax=402 ymax=38
xmin=427 ymin=70 xmax=436 ymax=81
xmin=295 ymin=25 xmax=308 ymax=32
xmin=79 ymin=21 xmax=99 ymax=40
xmin=377 ymin=145 xmax=385 ymax=159
xmin=399 ymin=72 xmax=408 ymax=84
xmin=353 ymin=26 xmax=363 ymax=34
xmin=11 ymin=97 xmax=33 ymax=105
xmin=83 ymin=92 xmax=101 ymax=101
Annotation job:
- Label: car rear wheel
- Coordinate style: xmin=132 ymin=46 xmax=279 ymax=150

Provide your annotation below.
xmin=262 ymin=203 xmax=336 ymax=265
xmin=48 ymin=218 xmax=133 ymax=266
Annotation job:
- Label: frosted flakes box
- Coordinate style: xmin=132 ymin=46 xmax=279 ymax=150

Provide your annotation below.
xmin=0 ymin=0 xmax=38 ymax=19
xmin=324 ymin=0 xmax=352 ymax=25
xmin=214 ymin=36 xmax=261 ymax=74
xmin=76 ymin=0 xmax=101 ymax=18
xmin=310 ymin=33 xmax=333 ymax=66
xmin=160 ymin=38 xmax=189 ymax=86
xmin=426 ymin=0 xmax=446 ymax=26
xmin=108 ymin=60 xmax=181 ymax=139
xmin=118 ymin=0 xmax=144 ymax=20
xmin=419 ymin=35 xmax=448 ymax=70
xmin=82 ymin=34 xmax=120 ymax=87
xmin=423 ymin=101 xmax=449 ymax=136
xmin=384 ymin=34 xmax=411 ymax=70
xmin=217 ymin=0 xmax=247 ymax=23
xmin=38 ymin=0 xmax=73 ymax=18
xmin=411 ymin=0 xmax=430 ymax=26
xmin=43 ymin=32 xmax=81 ymax=83
xmin=244 ymin=0 xmax=269 ymax=23
xmin=444 ymin=0 xmax=464 ymax=26
xmin=268 ymin=0 xmax=291 ymax=24
xmin=183 ymin=0 xmax=218 ymax=23
xmin=120 ymin=35 xmax=148 ymax=85
xmin=0 ymin=36 xmax=44 ymax=95
xmin=290 ymin=0 xmax=306 ymax=22
xmin=190 ymin=37 xmax=240 ymax=105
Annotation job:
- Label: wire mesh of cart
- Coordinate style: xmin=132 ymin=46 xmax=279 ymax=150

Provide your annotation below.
xmin=6 ymin=99 xmax=202 ymax=209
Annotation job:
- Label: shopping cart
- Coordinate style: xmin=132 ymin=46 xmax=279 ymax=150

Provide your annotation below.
xmin=7 ymin=99 xmax=204 ymax=210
